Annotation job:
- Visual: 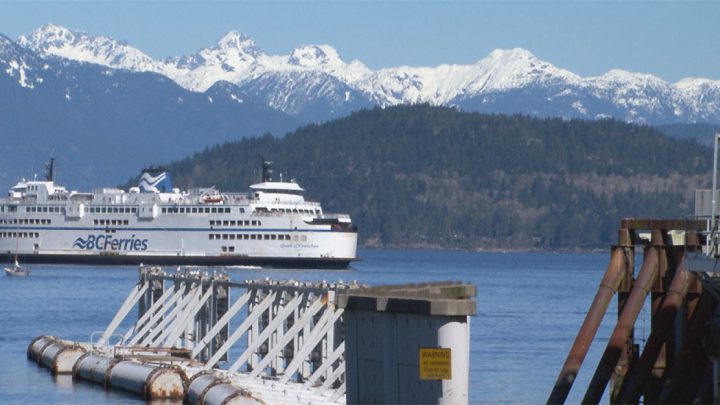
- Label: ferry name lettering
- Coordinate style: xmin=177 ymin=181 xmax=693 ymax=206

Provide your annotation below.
xmin=73 ymin=235 xmax=149 ymax=251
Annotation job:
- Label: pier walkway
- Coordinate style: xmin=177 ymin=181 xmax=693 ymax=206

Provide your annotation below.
xmin=28 ymin=266 xmax=476 ymax=404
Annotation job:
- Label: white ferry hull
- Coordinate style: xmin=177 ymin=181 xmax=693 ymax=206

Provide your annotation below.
xmin=0 ymin=217 xmax=357 ymax=269
xmin=1 ymin=160 xmax=358 ymax=269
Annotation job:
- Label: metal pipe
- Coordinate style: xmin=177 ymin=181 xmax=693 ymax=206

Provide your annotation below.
xmin=107 ymin=361 xmax=186 ymax=399
xmin=618 ymin=255 xmax=691 ymax=403
xmin=711 ymin=132 xmax=719 ymax=248
xmin=72 ymin=353 xmax=117 ymax=386
xmin=547 ymin=247 xmax=628 ymax=404
xmin=202 ymin=382 xmax=264 ymax=405
xmin=39 ymin=341 xmax=87 ymax=374
xmin=658 ymin=291 xmax=718 ymax=403
xmin=581 ymin=247 xmax=659 ymax=404
xmin=27 ymin=335 xmax=56 ymax=363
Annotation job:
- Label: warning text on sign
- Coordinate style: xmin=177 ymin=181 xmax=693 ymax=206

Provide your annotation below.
xmin=419 ymin=347 xmax=452 ymax=380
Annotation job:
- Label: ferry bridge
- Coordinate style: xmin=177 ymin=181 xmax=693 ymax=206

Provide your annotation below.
xmin=28 ymin=266 xmax=476 ymax=404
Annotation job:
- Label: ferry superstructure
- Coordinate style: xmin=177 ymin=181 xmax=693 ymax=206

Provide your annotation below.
xmin=0 ymin=160 xmax=358 ymax=268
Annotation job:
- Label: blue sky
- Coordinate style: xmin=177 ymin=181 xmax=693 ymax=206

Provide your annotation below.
xmin=1 ymin=0 xmax=718 ymax=82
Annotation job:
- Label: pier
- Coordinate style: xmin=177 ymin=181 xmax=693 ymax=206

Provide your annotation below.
xmin=27 ymin=266 xmax=476 ymax=404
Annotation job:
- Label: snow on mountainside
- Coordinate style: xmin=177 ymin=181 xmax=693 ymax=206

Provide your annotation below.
xmin=15 ymin=23 xmax=720 ymax=124
xmin=0 ymin=33 xmax=48 ymax=89
xmin=18 ymin=23 xmax=161 ymax=72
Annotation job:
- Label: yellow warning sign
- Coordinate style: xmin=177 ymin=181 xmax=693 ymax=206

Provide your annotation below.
xmin=419 ymin=347 xmax=452 ymax=380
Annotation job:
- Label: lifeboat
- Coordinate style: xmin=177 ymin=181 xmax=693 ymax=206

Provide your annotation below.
xmin=202 ymin=195 xmax=223 ymax=204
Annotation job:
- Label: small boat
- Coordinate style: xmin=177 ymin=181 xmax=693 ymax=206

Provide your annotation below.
xmin=202 ymin=194 xmax=224 ymax=204
xmin=4 ymin=260 xmax=30 ymax=277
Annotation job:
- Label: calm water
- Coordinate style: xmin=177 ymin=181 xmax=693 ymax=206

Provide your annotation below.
xmin=0 ymin=249 xmax=621 ymax=404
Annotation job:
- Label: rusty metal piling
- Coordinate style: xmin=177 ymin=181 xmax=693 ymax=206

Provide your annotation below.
xmin=581 ymin=243 xmax=659 ymax=404
xmin=549 ymin=219 xmax=720 ymax=404
xmin=547 ymin=246 xmax=629 ymax=404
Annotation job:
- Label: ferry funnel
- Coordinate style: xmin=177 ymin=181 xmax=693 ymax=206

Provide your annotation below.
xmin=138 ymin=167 xmax=173 ymax=193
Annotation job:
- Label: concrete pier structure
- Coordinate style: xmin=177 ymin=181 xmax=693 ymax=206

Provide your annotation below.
xmin=340 ymin=282 xmax=476 ymax=405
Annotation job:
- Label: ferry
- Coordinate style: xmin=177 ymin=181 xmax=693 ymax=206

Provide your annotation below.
xmin=0 ymin=159 xmax=358 ymax=269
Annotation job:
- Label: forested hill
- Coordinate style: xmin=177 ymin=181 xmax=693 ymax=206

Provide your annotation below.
xmin=164 ymin=105 xmax=712 ymax=250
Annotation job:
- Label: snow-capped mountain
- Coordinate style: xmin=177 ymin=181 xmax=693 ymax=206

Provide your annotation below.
xmin=13 ymin=23 xmax=720 ymax=125
xmin=0 ymin=30 xmax=298 ymax=191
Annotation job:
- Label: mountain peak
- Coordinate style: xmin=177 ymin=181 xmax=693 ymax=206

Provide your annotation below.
xmin=19 ymin=23 xmax=83 ymax=51
xmin=486 ymin=48 xmax=536 ymax=63
xmin=288 ymin=45 xmax=343 ymax=68
xmin=214 ymin=30 xmax=261 ymax=56
xmin=19 ymin=24 xmax=155 ymax=73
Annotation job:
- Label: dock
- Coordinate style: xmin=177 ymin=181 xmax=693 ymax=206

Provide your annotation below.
xmin=27 ymin=266 xmax=476 ymax=404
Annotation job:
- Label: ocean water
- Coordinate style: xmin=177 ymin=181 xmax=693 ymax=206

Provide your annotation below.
xmin=0 ymin=249 xmax=620 ymax=404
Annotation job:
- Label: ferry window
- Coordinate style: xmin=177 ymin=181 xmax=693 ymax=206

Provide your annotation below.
xmin=162 ymin=208 xmax=166 ymax=213
xmin=271 ymin=235 xmax=276 ymax=240
xmin=251 ymin=220 xmax=257 ymax=226
xmin=222 ymin=234 xmax=228 ymax=240
xmin=250 ymin=234 xmax=256 ymax=240
xmin=211 ymin=208 xmax=217 ymax=213
xmin=243 ymin=234 xmax=249 ymax=240
xmin=230 ymin=220 xmax=236 ymax=226
xmin=192 ymin=208 xmax=197 ymax=213
xmin=240 ymin=208 xmax=245 ymax=213
xmin=209 ymin=234 xmax=214 ymax=240
xmin=221 ymin=246 xmax=227 ymax=252
xmin=223 ymin=220 xmax=229 ymax=226
xmin=263 ymin=234 xmax=269 ymax=240
xmin=230 ymin=234 xmax=235 ymax=240
xmin=301 ymin=235 xmax=307 ymax=242
xmin=229 ymin=246 xmax=235 ymax=252
xmin=258 ymin=221 xmax=262 ymax=226
xmin=225 ymin=208 xmax=231 ymax=213
xmin=209 ymin=220 xmax=214 ymax=226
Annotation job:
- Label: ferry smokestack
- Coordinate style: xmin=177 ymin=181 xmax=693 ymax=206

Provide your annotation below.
xmin=261 ymin=158 xmax=273 ymax=182
xmin=139 ymin=166 xmax=173 ymax=193
xmin=45 ymin=158 xmax=55 ymax=182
